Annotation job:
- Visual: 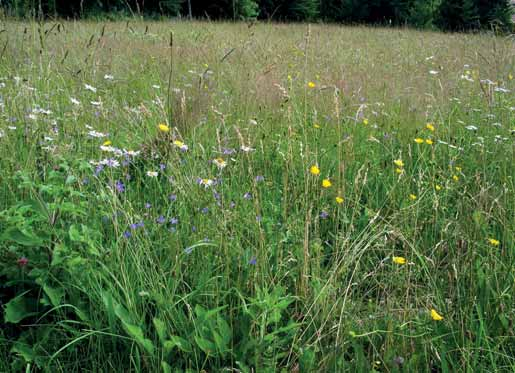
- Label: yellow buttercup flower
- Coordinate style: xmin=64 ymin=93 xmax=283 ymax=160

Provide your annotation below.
xmin=452 ymin=175 xmax=459 ymax=182
xmin=393 ymin=159 xmax=404 ymax=168
xmin=509 ymin=73 xmax=513 ymax=81
xmin=426 ymin=123 xmax=435 ymax=131
xmin=392 ymin=256 xmax=406 ymax=265
xmin=335 ymin=196 xmax=344 ymax=204
xmin=488 ymin=238 xmax=500 ymax=247
xmin=158 ymin=123 xmax=170 ymax=132
xmin=103 ymin=140 xmax=112 ymax=146
xmin=435 ymin=184 xmax=442 ymax=191
xmin=322 ymin=179 xmax=332 ymax=188
xmin=409 ymin=194 xmax=417 ymax=201
xmin=363 ymin=118 xmax=369 ymax=125
xmin=313 ymin=123 xmax=320 ymax=129
xmin=414 ymin=138 xmax=424 ymax=144
xmin=425 ymin=139 xmax=433 ymax=145
xmin=455 ymin=166 xmax=462 ymax=172
xmin=173 ymin=140 xmax=184 ymax=147
xmin=310 ymin=165 xmax=320 ymax=176
xmin=430 ymin=309 xmax=444 ymax=321
xmin=308 ymin=81 xmax=316 ymax=88
xmin=395 ymin=168 xmax=403 ymax=174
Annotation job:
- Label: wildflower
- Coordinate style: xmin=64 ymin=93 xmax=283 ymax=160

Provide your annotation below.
xmin=70 ymin=97 xmax=80 ymax=105
xmin=435 ymin=184 xmax=442 ymax=191
xmin=430 ymin=309 xmax=444 ymax=321
xmin=409 ymin=194 xmax=417 ymax=201
xmin=156 ymin=216 xmax=166 ymax=224
xmin=145 ymin=203 xmax=152 ymax=209
xmin=198 ymin=178 xmax=214 ymax=188
xmin=248 ymin=256 xmax=257 ymax=265
xmin=256 ymin=215 xmax=262 ymax=222
xmin=310 ymin=165 xmax=320 ymax=175
xmin=17 ymin=257 xmax=28 ymax=267
xmin=395 ymin=168 xmax=403 ymax=174
xmin=313 ymin=123 xmax=321 ymax=129
xmin=488 ymin=238 xmax=500 ymax=247
xmin=115 ymin=180 xmax=125 ymax=193
xmin=322 ymin=179 xmax=332 ymax=188
xmin=426 ymin=123 xmax=435 ymax=131
xmin=509 ymin=73 xmax=513 ymax=81
xmin=100 ymin=158 xmax=120 ymax=168
xmin=425 ymin=139 xmax=433 ymax=145
xmin=240 ymin=145 xmax=254 ymax=152
xmin=255 ymin=175 xmax=264 ymax=182
xmin=173 ymin=140 xmax=188 ymax=151
xmin=146 ymin=171 xmax=158 ymax=177
xmin=84 ymin=83 xmax=97 ymax=93
xmin=169 ymin=194 xmax=177 ymax=201
xmin=455 ymin=166 xmax=462 ymax=172
xmin=201 ymin=207 xmax=209 ymax=214
xmin=223 ymin=148 xmax=236 ymax=155
xmin=414 ymin=138 xmax=424 ymax=144
xmin=243 ymin=192 xmax=252 ymax=200
xmin=307 ymin=81 xmax=316 ymax=88
xmin=452 ymin=175 xmax=459 ymax=182
xmin=335 ymin=196 xmax=344 ymax=204
xmin=393 ymin=159 xmax=404 ymax=168
xmin=88 ymin=130 xmax=107 ymax=138
xmin=392 ymin=256 xmax=406 ymax=265
xmin=103 ymin=140 xmax=112 ymax=146
xmin=158 ymin=123 xmax=170 ymax=132
xmin=213 ymin=158 xmax=227 ymax=169
xmin=465 ymin=125 xmax=478 ymax=131
xmin=362 ymin=118 xmax=369 ymax=125
xmin=123 ymin=231 xmax=132 ymax=238
xmin=319 ymin=211 xmax=329 ymax=219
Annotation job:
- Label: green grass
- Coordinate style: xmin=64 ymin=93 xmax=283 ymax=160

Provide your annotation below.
xmin=0 ymin=19 xmax=514 ymax=372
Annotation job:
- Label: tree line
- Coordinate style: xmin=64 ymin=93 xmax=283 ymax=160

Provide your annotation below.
xmin=1 ymin=0 xmax=513 ymax=31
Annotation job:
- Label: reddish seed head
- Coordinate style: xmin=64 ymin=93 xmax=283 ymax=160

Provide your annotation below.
xmin=17 ymin=257 xmax=28 ymax=267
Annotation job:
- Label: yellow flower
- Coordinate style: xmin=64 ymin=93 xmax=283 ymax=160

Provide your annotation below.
xmin=430 ymin=309 xmax=444 ymax=321
xmin=158 ymin=123 xmax=170 ymax=132
xmin=322 ymin=179 xmax=332 ymax=188
xmin=455 ymin=166 xmax=462 ymax=172
xmin=310 ymin=165 xmax=320 ymax=176
xmin=308 ymin=81 xmax=316 ymax=88
xmin=426 ymin=123 xmax=435 ymax=131
xmin=335 ymin=196 xmax=344 ymax=204
xmin=393 ymin=159 xmax=404 ymax=168
xmin=488 ymin=238 xmax=500 ymax=247
xmin=213 ymin=158 xmax=227 ymax=169
xmin=425 ymin=139 xmax=433 ymax=145
xmin=363 ymin=118 xmax=369 ymax=125
xmin=102 ymin=140 xmax=112 ymax=146
xmin=395 ymin=168 xmax=403 ymax=174
xmin=509 ymin=73 xmax=513 ymax=81
xmin=414 ymin=138 xmax=424 ymax=144
xmin=173 ymin=140 xmax=184 ymax=147
xmin=435 ymin=184 xmax=442 ymax=191
xmin=452 ymin=175 xmax=459 ymax=182
xmin=409 ymin=194 xmax=417 ymax=201
xmin=313 ymin=123 xmax=320 ymax=129
xmin=392 ymin=256 xmax=406 ymax=265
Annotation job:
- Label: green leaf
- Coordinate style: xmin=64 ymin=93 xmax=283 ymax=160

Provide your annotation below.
xmin=124 ymin=323 xmax=155 ymax=356
xmin=194 ymin=336 xmax=216 ymax=355
xmin=4 ymin=293 xmax=38 ymax=323
xmin=161 ymin=361 xmax=171 ymax=373
xmin=43 ymin=284 xmax=64 ymax=307
xmin=153 ymin=317 xmax=168 ymax=344
xmin=2 ymin=227 xmax=43 ymax=247
xmin=69 ymin=225 xmax=84 ymax=242
xmin=164 ymin=336 xmax=192 ymax=353
xmin=10 ymin=341 xmax=36 ymax=363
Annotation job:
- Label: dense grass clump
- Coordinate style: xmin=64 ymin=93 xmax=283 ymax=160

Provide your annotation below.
xmin=0 ymin=20 xmax=514 ymax=372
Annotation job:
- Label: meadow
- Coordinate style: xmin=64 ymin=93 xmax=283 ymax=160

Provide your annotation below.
xmin=0 ymin=19 xmax=514 ymax=372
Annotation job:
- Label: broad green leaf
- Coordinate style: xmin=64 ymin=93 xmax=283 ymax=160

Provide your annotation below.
xmin=4 ymin=293 xmax=38 ymax=323
xmin=161 ymin=361 xmax=171 ymax=373
xmin=43 ymin=284 xmax=64 ymax=307
xmin=194 ymin=336 xmax=216 ymax=355
xmin=153 ymin=317 xmax=168 ymax=344
xmin=164 ymin=336 xmax=192 ymax=353
xmin=124 ymin=323 xmax=155 ymax=356
xmin=2 ymin=227 xmax=43 ymax=247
